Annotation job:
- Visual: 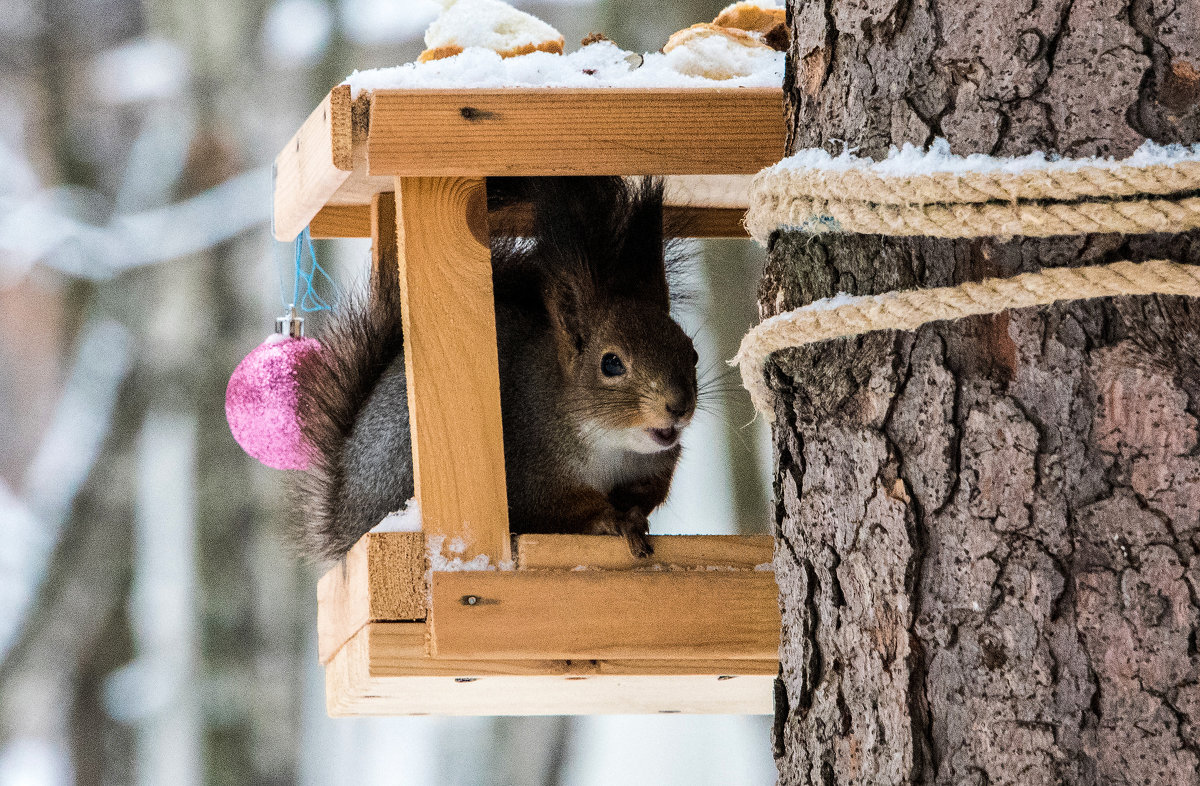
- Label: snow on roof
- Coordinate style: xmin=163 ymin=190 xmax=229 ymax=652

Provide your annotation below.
xmin=343 ymin=40 xmax=784 ymax=96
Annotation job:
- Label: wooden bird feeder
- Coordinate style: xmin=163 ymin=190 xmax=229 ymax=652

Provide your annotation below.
xmin=274 ymin=84 xmax=787 ymax=716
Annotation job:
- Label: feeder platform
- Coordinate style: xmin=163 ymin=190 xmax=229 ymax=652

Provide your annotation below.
xmin=275 ymin=84 xmax=787 ymax=716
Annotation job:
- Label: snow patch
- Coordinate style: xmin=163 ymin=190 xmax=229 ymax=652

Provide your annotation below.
xmin=769 ymin=137 xmax=1200 ymax=178
xmin=426 ymin=534 xmax=514 ymax=572
xmin=425 ymin=0 xmax=561 ymax=52
xmin=802 ymin=292 xmax=860 ymax=312
xmin=370 ymin=499 xmax=422 ymax=532
xmin=660 ymin=29 xmax=779 ymax=80
xmin=343 ymin=40 xmax=783 ymax=95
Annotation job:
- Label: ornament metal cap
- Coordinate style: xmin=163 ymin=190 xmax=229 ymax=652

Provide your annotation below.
xmin=276 ymin=304 xmax=304 ymax=339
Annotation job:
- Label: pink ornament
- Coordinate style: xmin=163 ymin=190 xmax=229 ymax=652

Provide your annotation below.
xmin=226 ymin=318 xmax=320 ymax=471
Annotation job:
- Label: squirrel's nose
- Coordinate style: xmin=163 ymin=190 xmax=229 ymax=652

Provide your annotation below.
xmin=665 ymin=395 xmax=691 ymax=419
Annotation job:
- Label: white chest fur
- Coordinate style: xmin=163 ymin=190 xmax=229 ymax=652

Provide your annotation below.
xmin=575 ymin=425 xmax=657 ymax=493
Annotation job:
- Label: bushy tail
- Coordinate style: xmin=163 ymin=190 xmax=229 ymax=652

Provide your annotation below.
xmin=293 ymin=269 xmax=408 ymax=562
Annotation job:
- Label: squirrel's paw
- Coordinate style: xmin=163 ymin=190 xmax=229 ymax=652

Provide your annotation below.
xmin=588 ymin=509 xmax=653 ymax=559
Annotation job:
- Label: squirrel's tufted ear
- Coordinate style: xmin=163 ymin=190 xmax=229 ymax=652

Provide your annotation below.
xmin=614 ymin=177 xmax=669 ymax=309
xmin=542 ymin=267 xmax=594 ymax=359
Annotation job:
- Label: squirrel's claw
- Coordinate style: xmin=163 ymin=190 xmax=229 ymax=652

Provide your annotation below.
xmin=618 ymin=508 xmax=653 ymax=559
xmin=587 ymin=508 xmax=654 ymax=559
xmin=624 ymin=527 xmax=653 ymax=559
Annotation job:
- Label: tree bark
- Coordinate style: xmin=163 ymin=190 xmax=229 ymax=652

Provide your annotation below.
xmin=769 ymin=1 xmax=1200 ymax=783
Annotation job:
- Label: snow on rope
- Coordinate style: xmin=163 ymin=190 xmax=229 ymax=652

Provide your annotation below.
xmin=734 ymin=139 xmax=1200 ymax=420
xmin=743 ymin=139 xmax=1200 ymax=241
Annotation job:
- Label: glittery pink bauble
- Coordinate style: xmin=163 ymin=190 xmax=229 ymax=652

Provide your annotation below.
xmin=226 ymin=334 xmax=321 ymax=470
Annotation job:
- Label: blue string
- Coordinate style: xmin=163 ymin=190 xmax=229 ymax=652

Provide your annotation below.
xmin=290 ymin=227 xmax=339 ymax=313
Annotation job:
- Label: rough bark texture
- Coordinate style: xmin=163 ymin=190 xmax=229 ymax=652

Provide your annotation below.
xmin=770 ymin=0 xmax=1200 ymax=783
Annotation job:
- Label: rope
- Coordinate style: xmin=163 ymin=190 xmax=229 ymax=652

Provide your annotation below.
xmin=753 ymin=159 xmax=1200 ymax=206
xmin=744 ymin=144 xmax=1200 ymax=242
xmin=735 ymin=142 xmax=1200 ymax=419
xmin=746 ymin=193 xmax=1200 ymax=239
xmin=734 ymin=259 xmax=1200 ymax=419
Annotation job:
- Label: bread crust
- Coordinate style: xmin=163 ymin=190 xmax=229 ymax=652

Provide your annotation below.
xmin=713 ymin=3 xmax=786 ymax=34
xmin=418 ymin=38 xmax=565 ymax=63
xmin=662 ymin=23 xmax=770 ymax=55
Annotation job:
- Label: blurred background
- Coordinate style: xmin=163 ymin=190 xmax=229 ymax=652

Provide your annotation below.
xmin=0 ymin=0 xmax=774 ymax=783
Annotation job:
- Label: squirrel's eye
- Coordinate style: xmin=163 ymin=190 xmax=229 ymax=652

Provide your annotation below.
xmin=601 ymin=353 xmax=626 ymax=377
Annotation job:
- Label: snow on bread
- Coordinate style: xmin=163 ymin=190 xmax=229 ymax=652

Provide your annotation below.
xmin=343 ymin=0 xmax=784 ymax=94
xmin=662 ymin=24 xmax=780 ymax=80
xmin=419 ymin=0 xmax=564 ymax=63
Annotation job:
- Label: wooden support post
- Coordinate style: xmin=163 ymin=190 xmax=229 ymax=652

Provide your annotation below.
xmin=394 ymin=176 xmax=511 ymax=565
xmin=370 ymin=192 xmax=398 ymax=290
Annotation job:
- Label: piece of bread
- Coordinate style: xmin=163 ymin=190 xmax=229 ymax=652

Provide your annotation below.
xmin=662 ymin=23 xmax=777 ymax=79
xmin=713 ymin=2 xmax=785 ymax=34
xmin=419 ymin=0 xmax=565 ymax=63
xmin=713 ymin=2 xmax=788 ymax=51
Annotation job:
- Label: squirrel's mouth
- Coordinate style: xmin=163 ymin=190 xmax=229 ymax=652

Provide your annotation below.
xmin=645 ymin=427 xmax=680 ymax=448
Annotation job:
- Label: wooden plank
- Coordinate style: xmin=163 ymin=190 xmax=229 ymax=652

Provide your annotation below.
xmin=310 ymin=204 xmax=372 ymax=238
xmin=430 ymin=571 xmax=779 ymax=661
xmin=516 ymin=534 xmax=774 ymax=570
xmin=307 ymin=175 xmax=755 ymax=238
xmin=370 ymin=191 xmax=398 ymax=290
xmin=316 ymin=532 xmax=427 ymax=664
xmin=316 ymin=531 xmax=772 ymax=663
xmin=273 ymin=85 xmax=354 ymax=241
xmin=326 ymin=622 xmax=775 ymax=716
xmin=310 ymin=201 xmax=748 ymax=239
xmin=367 ymin=88 xmax=786 ymax=176
xmin=395 ymin=176 xmax=512 ymax=565
xmin=666 ymin=206 xmax=748 ymax=238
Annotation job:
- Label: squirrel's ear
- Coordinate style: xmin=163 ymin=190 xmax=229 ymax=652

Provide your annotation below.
xmin=543 ymin=269 xmax=593 ymax=357
xmin=616 ymin=178 xmax=669 ymax=309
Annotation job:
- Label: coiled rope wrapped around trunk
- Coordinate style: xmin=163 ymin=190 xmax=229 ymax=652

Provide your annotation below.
xmin=734 ymin=140 xmax=1200 ymax=419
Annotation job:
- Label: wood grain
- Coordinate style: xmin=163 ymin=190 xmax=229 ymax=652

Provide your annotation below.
xmin=516 ymin=534 xmax=774 ymax=570
xmin=310 ymin=204 xmax=372 ymax=238
xmin=429 ymin=571 xmax=780 ymax=660
xmin=326 ymin=622 xmax=775 ymax=716
xmin=395 ymin=176 xmax=512 ymax=565
xmin=273 ymin=84 xmax=354 ymax=241
xmin=316 ymin=532 xmax=426 ymax=664
xmin=310 ymin=202 xmax=749 ymax=239
xmin=367 ymin=89 xmax=786 ymax=176
xmin=369 ymin=192 xmax=398 ymax=292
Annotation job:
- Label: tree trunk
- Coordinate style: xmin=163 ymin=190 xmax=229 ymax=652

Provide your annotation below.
xmin=769 ymin=1 xmax=1200 ymax=783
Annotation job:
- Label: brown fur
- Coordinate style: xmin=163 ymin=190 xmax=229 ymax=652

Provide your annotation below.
xmin=294 ymin=177 xmax=697 ymax=562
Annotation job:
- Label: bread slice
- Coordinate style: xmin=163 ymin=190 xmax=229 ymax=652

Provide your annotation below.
xmin=419 ymin=0 xmax=565 ymax=63
xmin=713 ymin=2 xmax=786 ymax=34
xmin=662 ymin=23 xmax=777 ymax=79
xmin=713 ymin=2 xmax=788 ymax=51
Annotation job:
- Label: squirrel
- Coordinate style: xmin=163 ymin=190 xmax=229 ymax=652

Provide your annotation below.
xmin=294 ymin=176 xmax=698 ymax=563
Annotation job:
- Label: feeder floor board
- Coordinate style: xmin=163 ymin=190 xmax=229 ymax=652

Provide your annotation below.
xmin=274 ymin=86 xmax=785 ymax=241
xmin=318 ymin=534 xmax=780 ymax=716
xmin=328 ymin=623 xmax=776 ymax=717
